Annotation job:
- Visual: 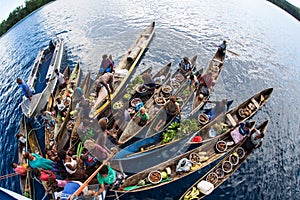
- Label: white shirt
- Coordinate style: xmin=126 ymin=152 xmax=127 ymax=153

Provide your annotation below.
xmin=56 ymin=73 xmax=65 ymax=84
xmin=42 ymin=111 xmax=53 ymax=121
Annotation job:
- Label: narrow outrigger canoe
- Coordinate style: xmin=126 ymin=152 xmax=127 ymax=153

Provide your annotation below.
xmin=180 ymin=119 xmax=269 ymax=200
xmin=111 ymin=120 xmax=255 ymax=193
xmin=117 ymin=62 xmax=172 ymax=144
xmin=89 ymin=21 xmax=156 ymax=118
xmin=144 ymin=56 xmax=199 ymax=138
xmin=191 ymin=47 xmax=226 ymax=115
xmin=20 ymin=38 xmax=64 ymax=118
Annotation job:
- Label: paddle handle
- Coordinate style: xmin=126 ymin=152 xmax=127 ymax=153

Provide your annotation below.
xmin=69 ymin=152 xmax=115 ymax=199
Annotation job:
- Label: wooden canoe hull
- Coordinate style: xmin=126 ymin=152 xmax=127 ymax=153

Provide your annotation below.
xmin=91 ymin=22 xmax=156 ymax=118
xmin=118 ymin=62 xmax=172 ymax=144
xmin=180 ymin=120 xmax=269 ymax=200
xmin=188 ymin=87 xmax=273 ymax=145
xmin=191 ymin=47 xmax=226 ymax=115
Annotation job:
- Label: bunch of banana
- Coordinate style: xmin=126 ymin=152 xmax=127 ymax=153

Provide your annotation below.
xmin=190 ymin=164 xmax=202 ymax=171
xmin=184 ymin=186 xmax=200 ymax=200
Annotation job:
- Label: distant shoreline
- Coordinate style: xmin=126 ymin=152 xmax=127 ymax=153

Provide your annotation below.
xmin=267 ymin=0 xmax=300 ymax=21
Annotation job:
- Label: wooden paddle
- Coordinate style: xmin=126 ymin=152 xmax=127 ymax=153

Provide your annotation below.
xmin=227 ymin=49 xmax=239 ymax=56
xmin=69 ymin=151 xmax=116 ymax=199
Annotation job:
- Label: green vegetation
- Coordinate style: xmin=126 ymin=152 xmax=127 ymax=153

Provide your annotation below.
xmin=0 ymin=0 xmax=54 ymax=36
xmin=268 ymin=0 xmax=300 ymax=21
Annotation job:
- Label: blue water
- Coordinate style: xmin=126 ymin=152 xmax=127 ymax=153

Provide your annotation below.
xmin=0 ymin=0 xmax=299 ymax=199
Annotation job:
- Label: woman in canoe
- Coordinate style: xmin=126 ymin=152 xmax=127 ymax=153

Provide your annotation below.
xmin=23 ymin=152 xmax=53 ymax=170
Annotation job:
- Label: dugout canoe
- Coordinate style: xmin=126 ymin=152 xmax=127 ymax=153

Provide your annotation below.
xmin=111 ymin=120 xmax=256 ymax=193
xmin=180 ymin=119 xmax=269 ymax=200
xmin=89 ymin=21 xmax=156 ymax=119
xmin=187 ymin=87 xmax=273 ymax=145
xmin=116 ymin=62 xmax=172 ymax=144
xmin=54 ymin=63 xmax=81 ymax=144
xmin=191 ymin=46 xmax=226 ymax=115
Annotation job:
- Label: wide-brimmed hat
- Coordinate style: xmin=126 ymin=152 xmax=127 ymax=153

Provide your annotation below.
xmin=183 ymin=57 xmax=189 ymax=61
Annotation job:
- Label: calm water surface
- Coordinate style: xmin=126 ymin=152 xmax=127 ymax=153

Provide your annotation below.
xmin=0 ymin=0 xmax=299 ymax=199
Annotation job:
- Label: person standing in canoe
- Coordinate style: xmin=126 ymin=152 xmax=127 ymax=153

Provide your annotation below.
xmin=51 ymin=69 xmax=67 ymax=89
xmin=217 ymin=40 xmax=227 ymax=58
xmin=178 ymin=57 xmax=192 ymax=75
xmin=99 ymin=54 xmax=114 ymax=74
xmin=164 ymin=96 xmax=182 ymax=124
xmin=17 ymin=78 xmax=33 ymax=101
xmin=95 ymin=72 xmax=114 ymax=99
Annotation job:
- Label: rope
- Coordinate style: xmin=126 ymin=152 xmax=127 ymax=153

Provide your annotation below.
xmin=0 ymin=173 xmax=19 ymax=180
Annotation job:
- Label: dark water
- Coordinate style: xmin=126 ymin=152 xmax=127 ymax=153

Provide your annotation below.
xmin=0 ymin=0 xmax=299 ymax=199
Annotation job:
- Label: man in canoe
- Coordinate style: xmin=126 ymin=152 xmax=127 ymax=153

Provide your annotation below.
xmin=99 ymin=54 xmax=114 ymax=74
xmin=243 ymin=128 xmax=264 ymax=150
xmin=94 ymin=165 xmax=126 ymax=199
xmin=164 ymin=96 xmax=182 ymax=124
xmin=49 ymin=69 xmax=67 ymax=90
xmin=217 ymin=40 xmax=227 ymax=57
xmin=178 ymin=56 xmax=192 ymax=75
xmin=17 ymin=78 xmax=33 ymax=101
xmin=95 ymin=72 xmax=114 ymax=99
xmin=205 ymin=98 xmax=233 ymax=120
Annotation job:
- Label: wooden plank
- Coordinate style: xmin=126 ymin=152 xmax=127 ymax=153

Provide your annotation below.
xmin=226 ymin=113 xmax=237 ymax=127
xmin=212 ymin=58 xmax=223 ymax=64
xmin=251 ymin=98 xmax=259 ymax=108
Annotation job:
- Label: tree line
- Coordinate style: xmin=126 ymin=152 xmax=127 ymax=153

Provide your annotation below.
xmin=268 ymin=0 xmax=300 ymax=21
xmin=0 ymin=0 xmax=54 ymax=37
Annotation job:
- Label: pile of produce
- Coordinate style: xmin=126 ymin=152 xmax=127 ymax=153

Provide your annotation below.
xmin=161 ymin=122 xmax=180 ymax=144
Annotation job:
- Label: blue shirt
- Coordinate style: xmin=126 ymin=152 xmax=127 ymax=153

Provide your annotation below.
xmin=61 ymin=182 xmax=81 ymax=200
xmin=239 ymin=122 xmax=250 ymax=136
xmin=179 ymin=59 xmax=192 ymax=71
xmin=20 ymin=82 xmax=32 ymax=97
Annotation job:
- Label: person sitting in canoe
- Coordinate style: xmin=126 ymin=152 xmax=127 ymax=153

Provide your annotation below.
xmin=217 ymin=40 xmax=227 ymax=58
xmin=178 ymin=56 xmax=192 ymax=75
xmin=164 ymin=96 xmax=182 ymax=124
xmin=99 ymin=54 xmax=114 ymax=74
xmin=11 ymin=162 xmax=27 ymax=176
xmin=17 ymin=78 xmax=33 ymax=101
xmin=23 ymin=152 xmax=53 ymax=170
xmin=204 ymin=98 xmax=232 ymax=120
xmin=94 ymin=165 xmax=126 ymax=199
xmin=95 ymin=72 xmax=114 ymax=99
xmin=60 ymin=181 xmax=88 ymax=200
xmin=242 ymin=128 xmax=264 ymax=151
xmin=230 ymin=121 xmax=252 ymax=144
xmin=98 ymin=117 xmax=124 ymax=146
xmin=187 ymin=71 xmax=199 ymax=91
xmin=41 ymin=109 xmax=56 ymax=131
xmin=133 ymin=107 xmax=150 ymax=126
xmin=196 ymin=72 xmax=214 ymax=98
xmin=142 ymin=73 xmax=156 ymax=90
